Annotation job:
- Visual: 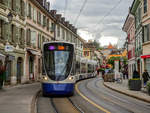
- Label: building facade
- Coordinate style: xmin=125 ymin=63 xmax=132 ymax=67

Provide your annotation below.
xmin=0 ymin=0 xmax=87 ymax=86
xmin=25 ymin=0 xmax=55 ymax=82
xmin=0 ymin=0 xmax=26 ymax=85
xmin=130 ymin=0 xmax=143 ymax=76
xmin=141 ymin=0 xmax=150 ymax=75
xmin=123 ymin=12 xmax=135 ymax=78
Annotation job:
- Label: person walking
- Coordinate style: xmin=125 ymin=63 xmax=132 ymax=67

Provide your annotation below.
xmin=0 ymin=61 xmax=3 ymax=89
xmin=133 ymin=70 xmax=140 ymax=78
xmin=142 ymin=69 xmax=150 ymax=86
xmin=0 ymin=61 xmax=6 ymax=89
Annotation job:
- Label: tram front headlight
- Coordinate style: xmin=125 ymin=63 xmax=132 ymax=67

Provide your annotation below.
xmin=69 ymin=76 xmax=74 ymax=80
xmin=43 ymin=76 xmax=48 ymax=80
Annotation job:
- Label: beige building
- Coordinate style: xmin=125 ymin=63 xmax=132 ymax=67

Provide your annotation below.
xmin=141 ymin=0 xmax=150 ymax=75
xmin=25 ymin=0 xmax=55 ymax=82
xmin=0 ymin=0 xmax=26 ymax=85
xmin=0 ymin=0 xmax=86 ymax=86
xmin=123 ymin=11 xmax=135 ymax=78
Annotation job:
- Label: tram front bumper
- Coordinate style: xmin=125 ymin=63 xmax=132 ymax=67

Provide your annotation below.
xmin=42 ymin=83 xmax=74 ymax=95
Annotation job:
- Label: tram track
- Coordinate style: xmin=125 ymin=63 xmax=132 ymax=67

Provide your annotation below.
xmin=50 ymin=97 xmax=84 ymax=113
xmin=83 ymin=79 xmax=134 ymax=113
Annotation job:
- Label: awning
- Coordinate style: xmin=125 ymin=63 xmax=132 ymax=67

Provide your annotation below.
xmin=141 ymin=55 xmax=150 ymax=59
xmin=27 ymin=49 xmax=41 ymax=56
xmin=0 ymin=53 xmax=5 ymax=61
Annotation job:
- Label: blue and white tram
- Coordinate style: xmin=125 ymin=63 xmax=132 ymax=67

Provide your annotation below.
xmin=42 ymin=42 xmax=76 ymax=96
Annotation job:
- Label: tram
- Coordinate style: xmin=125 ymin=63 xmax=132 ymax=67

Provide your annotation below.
xmin=41 ymin=41 xmax=98 ymax=96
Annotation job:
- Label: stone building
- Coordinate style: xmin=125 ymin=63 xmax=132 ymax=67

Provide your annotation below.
xmin=0 ymin=0 xmax=26 ymax=85
xmin=123 ymin=10 xmax=135 ymax=78
xmin=0 ymin=0 xmax=85 ymax=86
xmin=141 ymin=0 xmax=150 ymax=75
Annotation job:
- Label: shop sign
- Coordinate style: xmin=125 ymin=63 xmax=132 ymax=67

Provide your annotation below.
xmin=141 ymin=55 xmax=150 ymax=59
xmin=5 ymin=45 xmax=14 ymax=52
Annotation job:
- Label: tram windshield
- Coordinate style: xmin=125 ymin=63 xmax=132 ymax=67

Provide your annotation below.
xmin=43 ymin=43 xmax=74 ymax=81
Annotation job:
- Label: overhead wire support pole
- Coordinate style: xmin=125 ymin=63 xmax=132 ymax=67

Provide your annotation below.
xmin=64 ymin=0 xmax=68 ymax=17
xmin=73 ymin=0 xmax=88 ymax=26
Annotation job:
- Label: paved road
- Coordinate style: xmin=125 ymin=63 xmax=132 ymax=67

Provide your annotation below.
xmin=77 ymin=77 xmax=150 ymax=113
xmin=37 ymin=77 xmax=150 ymax=113
xmin=0 ymin=83 xmax=40 ymax=113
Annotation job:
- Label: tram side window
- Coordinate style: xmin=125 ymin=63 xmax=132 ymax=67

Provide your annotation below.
xmin=42 ymin=59 xmax=46 ymax=75
xmin=75 ymin=62 xmax=80 ymax=74
xmin=88 ymin=64 xmax=93 ymax=73
xmin=81 ymin=63 xmax=86 ymax=73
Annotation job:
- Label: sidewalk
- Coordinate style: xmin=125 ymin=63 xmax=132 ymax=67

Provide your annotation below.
xmin=104 ymin=80 xmax=150 ymax=103
xmin=0 ymin=83 xmax=41 ymax=113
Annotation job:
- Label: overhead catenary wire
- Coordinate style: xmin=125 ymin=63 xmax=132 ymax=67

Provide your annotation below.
xmin=94 ymin=0 xmax=123 ymax=31
xmin=73 ymin=0 xmax=88 ymax=26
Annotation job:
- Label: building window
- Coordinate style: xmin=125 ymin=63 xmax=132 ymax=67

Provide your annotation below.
xmin=0 ymin=0 xmax=3 ymax=4
xmin=144 ymin=0 xmax=147 ymax=13
xmin=47 ymin=19 xmax=49 ymax=31
xmin=62 ymin=29 xmax=65 ymax=39
xmin=57 ymin=25 xmax=60 ymax=37
xmin=0 ymin=20 xmax=4 ymax=39
xmin=26 ymin=28 xmax=31 ymax=45
xmin=28 ymin=3 xmax=31 ymax=19
xmin=143 ymin=24 xmax=150 ymax=42
xmin=20 ymin=28 xmax=24 ymax=45
xmin=11 ymin=24 xmax=14 ymax=42
xmin=21 ymin=0 xmax=25 ymax=17
xmin=37 ymin=11 xmax=41 ymax=24
xmin=38 ymin=33 xmax=41 ymax=49
xmin=84 ymin=51 xmax=89 ymax=56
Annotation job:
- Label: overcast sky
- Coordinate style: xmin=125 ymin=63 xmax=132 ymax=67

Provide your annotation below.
xmin=48 ymin=0 xmax=134 ymax=47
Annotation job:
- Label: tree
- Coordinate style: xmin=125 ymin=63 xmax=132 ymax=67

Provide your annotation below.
xmin=93 ymin=40 xmax=103 ymax=50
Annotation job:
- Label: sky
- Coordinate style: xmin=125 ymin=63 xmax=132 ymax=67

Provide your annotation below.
xmin=48 ymin=0 xmax=134 ymax=47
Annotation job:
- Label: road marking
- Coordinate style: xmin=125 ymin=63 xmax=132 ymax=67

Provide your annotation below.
xmin=75 ymin=82 xmax=111 ymax=113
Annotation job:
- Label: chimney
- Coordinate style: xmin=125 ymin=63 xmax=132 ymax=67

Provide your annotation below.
xmin=61 ymin=17 xmax=65 ymax=23
xmin=65 ymin=21 xmax=69 ymax=27
xmin=51 ymin=10 xmax=56 ymax=15
xmin=56 ymin=14 xmax=62 ymax=21
xmin=47 ymin=2 xmax=50 ymax=11
xmin=44 ymin=0 xmax=47 ymax=8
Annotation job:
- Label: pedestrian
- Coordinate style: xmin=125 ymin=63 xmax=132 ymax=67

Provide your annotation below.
xmin=142 ymin=69 xmax=150 ymax=86
xmin=0 ymin=61 xmax=6 ymax=89
xmin=0 ymin=61 xmax=3 ymax=89
xmin=133 ymin=70 xmax=140 ymax=78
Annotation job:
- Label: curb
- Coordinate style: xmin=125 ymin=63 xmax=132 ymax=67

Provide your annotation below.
xmin=103 ymin=82 xmax=150 ymax=103
xmin=31 ymin=89 xmax=41 ymax=113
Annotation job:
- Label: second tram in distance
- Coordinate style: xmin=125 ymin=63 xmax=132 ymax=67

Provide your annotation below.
xmin=42 ymin=41 xmax=97 ymax=96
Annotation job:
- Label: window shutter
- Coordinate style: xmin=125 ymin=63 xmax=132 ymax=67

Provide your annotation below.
xmin=26 ymin=29 xmax=29 ymax=45
xmin=8 ymin=0 xmax=12 ymax=9
xmin=13 ymin=0 xmax=17 ymax=11
xmin=3 ymin=24 xmax=9 ymax=40
xmin=2 ymin=21 xmax=5 ymax=39
xmin=16 ymin=0 xmax=21 ymax=14
xmin=13 ymin=25 xmax=17 ymax=42
xmin=22 ymin=0 xmax=25 ymax=17
xmin=148 ymin=24 xmax=150 ymax=41
xmin=8 ymin=24 xmax=11 ymax=42
xmin=22 ymin=29 xmax=25 ymax=45
xmin=142 ymin=26 xmax=144 ymax=43
xmin=3 ymin=0 xmax=8 ymax=7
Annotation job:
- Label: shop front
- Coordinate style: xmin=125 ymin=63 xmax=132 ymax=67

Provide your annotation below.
xmin=141 ymin=55 xmax=150 ymax=75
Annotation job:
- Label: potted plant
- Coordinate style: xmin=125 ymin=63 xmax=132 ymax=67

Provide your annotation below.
xmin=128 ymin=78 xmax=141 ymax=91
xmin=146 ymin=81 xmax=150 ymax=95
